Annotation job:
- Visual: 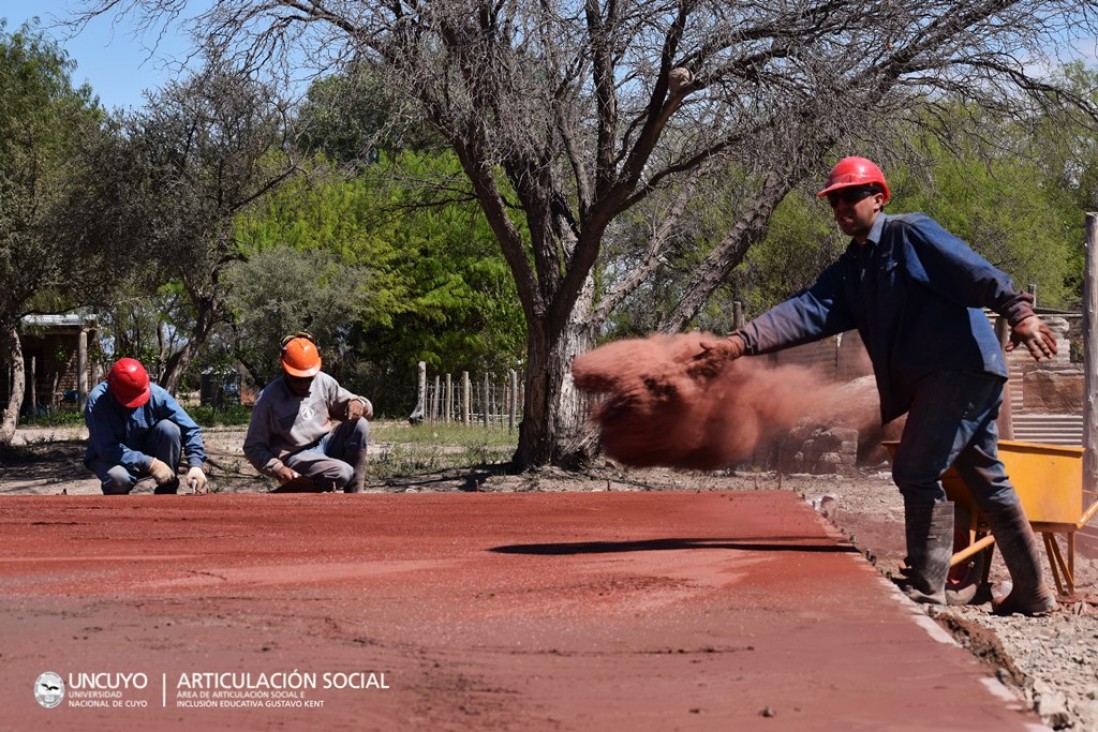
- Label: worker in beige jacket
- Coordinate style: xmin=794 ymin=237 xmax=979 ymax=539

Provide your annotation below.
xmin=244 ymin=333 xmax=373 ymax=493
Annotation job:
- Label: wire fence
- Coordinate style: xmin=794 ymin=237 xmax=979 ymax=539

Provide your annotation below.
xmin=409 ymin=363 xmax=524 ymax=430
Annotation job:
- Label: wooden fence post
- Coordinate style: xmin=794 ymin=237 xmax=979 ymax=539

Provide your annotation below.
xmin=509 ymin=369 xmax=518 ymax=431
xmin=481 ymin=372 xmax=489 ymax=427
xmin=445 ymin=373 xmax=452 ymax=423
xmin=462 ymin=371 xmax=471 ymax=427
xmin=29 ymin=355 xmax=37 ymax=425
xmin=411 ymin=361 xmax=427 ymax=422
xmin=431 ymin=375 xmax=440 ymax=422
xmin=994 ymin=317 xmax=1014 ymax=440
xmin=77 ymin=326 xmax=89 ymax=411
xmin=1083 ymin=214 xmax=1098 ymax=497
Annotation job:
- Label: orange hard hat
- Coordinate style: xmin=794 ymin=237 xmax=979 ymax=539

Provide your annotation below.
xmin=280 ymin=335 xmax=322 ymax=378
xmin=817 ymin=156 xmax=891 ymax=203
xmin=107 ymin=358 xmax=151 ymax=408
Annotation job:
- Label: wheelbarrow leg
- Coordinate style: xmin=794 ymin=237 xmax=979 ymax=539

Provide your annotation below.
xmin=1041 ymin=534 xmax=1065 ymax=596
xmin=1042 ymin=532 xmax=1074 ymax=596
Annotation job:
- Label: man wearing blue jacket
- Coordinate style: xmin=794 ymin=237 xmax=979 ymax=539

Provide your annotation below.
xmin=697 ymin=156 xmax=1058 ymax=615
xmin=84 ymin=358 xmax=208 ymax=494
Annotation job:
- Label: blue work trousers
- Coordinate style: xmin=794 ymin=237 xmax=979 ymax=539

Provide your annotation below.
xmin=88 ymin=419 xmax=182 ymax=495
xmin=284 ymin=418 xmax=370 ymax=489
xmin=891 ymin=370 xmax=1020 ymax=512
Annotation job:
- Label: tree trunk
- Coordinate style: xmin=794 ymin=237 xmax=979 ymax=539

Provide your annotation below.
xmin=0 ymin=325 xmax=26 ymax=446
xmin=160 ymin=296 xmax=221 ymax=395
xmin=513 ymin=274 xmax=597 ymax=470
xmin=161 ymin=340 xmax=198 ymax=396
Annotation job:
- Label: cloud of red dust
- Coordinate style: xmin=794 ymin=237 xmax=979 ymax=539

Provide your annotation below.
xmin=571 ymin=332 xmax=877 ymax=470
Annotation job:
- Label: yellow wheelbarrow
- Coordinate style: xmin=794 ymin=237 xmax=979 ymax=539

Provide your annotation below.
xmin=884 ymin=440 xmax=1097 ymax=596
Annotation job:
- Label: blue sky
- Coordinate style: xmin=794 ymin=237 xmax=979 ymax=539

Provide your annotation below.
xmin=0 ymin=0 xmax=198 ymax=111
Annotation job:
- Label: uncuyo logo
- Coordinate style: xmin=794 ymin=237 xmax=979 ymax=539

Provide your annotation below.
xmin=34 ymin=671 xmax=65 ymax=709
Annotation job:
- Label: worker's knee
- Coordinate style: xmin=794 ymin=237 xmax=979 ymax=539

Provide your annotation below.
xmin=891 ymin=461 xmax=946 ymax=505
xmin=333 ymin=461 xmax=354 ymax=488
xmin=152 ymin=419 xmax=181 ymax=442
xmin=100 ymin=466 xmax=135 ymax=495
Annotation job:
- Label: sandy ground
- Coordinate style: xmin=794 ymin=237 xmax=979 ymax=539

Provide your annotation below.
xmin=3 ymin=424 xmax=1098 ymax=730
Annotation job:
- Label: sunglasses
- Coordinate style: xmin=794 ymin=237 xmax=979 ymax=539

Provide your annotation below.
xmin=827 ymin=185 xmax=880 ymax=208
xmin=286 ymin=374 xmax=315 ymax=386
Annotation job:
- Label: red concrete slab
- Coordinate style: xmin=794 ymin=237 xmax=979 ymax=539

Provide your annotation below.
xmin=0 ymin=491 xmax=1046 ymax=731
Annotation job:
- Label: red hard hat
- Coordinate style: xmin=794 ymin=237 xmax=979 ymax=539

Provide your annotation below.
xmin=280 ymin=336 xmax=322 ymax=378
xmin=107 ymin=358 xmax=151 ymax=408
xmin=817 ymin=156 xmax=891 ymax=203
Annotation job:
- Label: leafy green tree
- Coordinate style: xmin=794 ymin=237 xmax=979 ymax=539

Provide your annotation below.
xmin=357 ymin=153 xmax=526 ymax=414
xmin=228 ymin=151 xmax=524 ymax=414
xmin=297 ymin=69 xmax=443 ymax=165
xmin=82 ymin=61 xmax=301 ymax=394
xmin=0 ymin=21 xmax=107 ymax=444
xmin=1017 ymin=61 xmax=1098 ymax=306
xmin=888 ymin=126 xmax=1078 ymax=309
xmin=222 ymin=244 xmax=380 ymax=386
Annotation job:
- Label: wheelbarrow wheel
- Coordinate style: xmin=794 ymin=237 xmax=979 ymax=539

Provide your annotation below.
xmin=946 ymin=506 xmax=992 ymax=606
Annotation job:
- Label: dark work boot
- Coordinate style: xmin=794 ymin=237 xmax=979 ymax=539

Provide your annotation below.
xmin=898 ymin=501 xmax=954 ymax=605
xmin=345 ymin=450 xmax=368 ymax=494
xmin=984 ymin=502 xmax=1056 ymax=616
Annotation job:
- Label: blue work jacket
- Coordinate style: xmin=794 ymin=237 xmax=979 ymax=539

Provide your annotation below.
xmin=84 ymin=382 xmax=207 ymax=471
xmin=737 ymin=212 xmax=1035 ymax=422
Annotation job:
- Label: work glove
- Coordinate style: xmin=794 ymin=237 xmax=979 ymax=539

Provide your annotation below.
xmin=147 ymin=458 xmax=176 ymax=486
xmin=689 ymin=333 xmax=746 ymax=379
xmin=1006 ymin=315 xmax=1058 ymax=362
xmin=186 ymin=466 xmax=209 ymax=495
xmin=346 ymin=398 xmax=373 ymax=421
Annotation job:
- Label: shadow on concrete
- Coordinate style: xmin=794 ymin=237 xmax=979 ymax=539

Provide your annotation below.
xmin=491 ymin=537 xmax=860 ymax=555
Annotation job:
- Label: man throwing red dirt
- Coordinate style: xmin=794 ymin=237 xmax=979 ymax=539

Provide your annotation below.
xmin=694 ymin=156 xmax=1058 ymax=616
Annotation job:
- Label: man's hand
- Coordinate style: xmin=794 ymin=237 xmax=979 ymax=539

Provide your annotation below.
xmin=186 ymin=466 xmax=209 ymax=494
xmin=147 ymin=458 xmax=176 ymax=486
xmin=276 ymin=465 xmax=299 ymax=483
xmin=699 ymin=335 xmax=746 ymax=361
xmin=689 ymin=334 xmax=746 ymax=378
xmin=346 ymin=398 xmax=373 ymax=421
xmin=1007 ymin=315 xmax=1058 ymax=361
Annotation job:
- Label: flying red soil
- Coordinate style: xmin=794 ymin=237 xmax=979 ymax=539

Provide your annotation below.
xmin=572 ymin=332 xmax=871 ymax=469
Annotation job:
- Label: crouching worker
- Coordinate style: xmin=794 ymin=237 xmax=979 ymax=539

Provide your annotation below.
xmin=84 ymin=358 xmax=209 ymax=495
xmin=244 ymin=333 xmax=373 ymax=493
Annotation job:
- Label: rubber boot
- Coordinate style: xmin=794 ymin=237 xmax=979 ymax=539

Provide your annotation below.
xmin=983 ymin=502 xmax=1056 ymax=616
xmin=898 ymin=501 xmax=954 ymax=605
xmin=344 ymin=450 xmax=368 ymax=494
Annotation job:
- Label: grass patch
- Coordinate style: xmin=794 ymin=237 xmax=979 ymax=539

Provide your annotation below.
xmin=18 ymin=409 xmax=84 ymax=428
xmin=189 ymin=405 xmax=253 ymax=427
xmin=370 ymin=420 xmax=517 ymax=478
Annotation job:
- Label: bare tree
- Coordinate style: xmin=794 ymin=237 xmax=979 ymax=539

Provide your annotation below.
xmin=80 ymin=0 xmax=1098 ymax=468
xmin=88 ymin=61 xmax=301 ymax=394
